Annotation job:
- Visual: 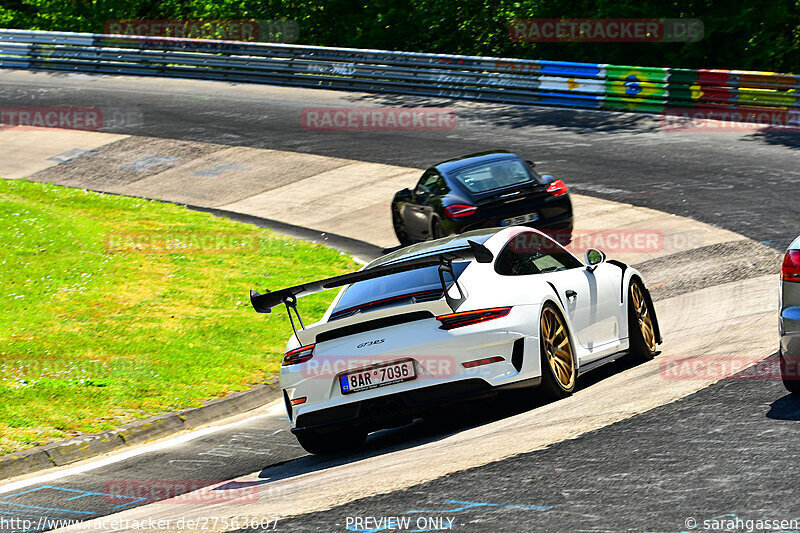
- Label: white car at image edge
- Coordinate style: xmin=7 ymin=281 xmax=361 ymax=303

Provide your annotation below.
xmin=780 ymin=235 xmax=800 ymax=393
xmin=250 ymin=226 xmax=662 ymax=454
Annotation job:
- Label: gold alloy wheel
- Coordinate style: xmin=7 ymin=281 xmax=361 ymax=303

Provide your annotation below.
xmin=631 ymin=283 xmax=656 ymax=351
xmin=541 ymin=307 xmax=575 ymax=389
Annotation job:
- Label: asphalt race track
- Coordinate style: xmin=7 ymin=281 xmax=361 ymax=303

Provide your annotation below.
xmin=1 ymin=70 xmax=798 ymax=250
xmin=0 ymin=70 xmax=798 ymax=533
xmin=276 ymin=373 xmax=800 ymax=533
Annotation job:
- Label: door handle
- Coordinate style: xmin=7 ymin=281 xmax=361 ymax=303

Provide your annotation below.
xmin=565 ymin=290 xmax=577 ymax=299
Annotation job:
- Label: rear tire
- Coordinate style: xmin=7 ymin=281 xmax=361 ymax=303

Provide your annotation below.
xmin=392 ymin=210 xmax=413 ymax=247
xmin=431 ymin=219 xmax=445 ymax=240
xmin=539 ymin=304 xmax=577 ymax=400
xmin=780 ymin=351 xmax=800 ymax=395
xmin=294 ymin=426 xmax=367 ymax=455
xmin=627 ymin=279 xmax=657 ymax=362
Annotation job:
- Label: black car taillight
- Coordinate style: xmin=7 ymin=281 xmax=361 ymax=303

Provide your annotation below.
xmin=546 ymin=179 xmax=568 ymax=197
xmin=436 ymin=307 xmax=512 ymax=330
xmin=782 ymin=250 xmax=800 ymax=283
xmin=444 ymin=204 xmax=478 ymax=218
xmin=283 ymin=344 xmax=315 ymax=365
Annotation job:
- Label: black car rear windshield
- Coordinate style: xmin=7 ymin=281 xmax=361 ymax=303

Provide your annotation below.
xmin=330 ymin=262 xmax=469 ymax=320
xmin=452 ymin=159 xmax=534 ymax=193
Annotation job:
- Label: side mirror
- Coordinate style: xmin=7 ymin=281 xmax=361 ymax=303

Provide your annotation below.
xmin=585 ymin=248 xmax=606 ymax=271
xmin=396 ymin=187 xmax=411 ymax=200
xmin=526 ymin=160 xmax=536 ymax=168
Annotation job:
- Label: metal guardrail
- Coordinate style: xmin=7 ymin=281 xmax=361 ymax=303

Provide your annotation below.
xmin=1 ymin=28 xmax=798 ymax=116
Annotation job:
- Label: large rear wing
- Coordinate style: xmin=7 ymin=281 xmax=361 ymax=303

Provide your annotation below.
xmin=250 ymin=239 xmax=493 ymax=313
xmin=250 ymin=240 xmax=493 ymax=340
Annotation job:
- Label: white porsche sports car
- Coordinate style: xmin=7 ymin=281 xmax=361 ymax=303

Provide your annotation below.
xmin=251 ymin=227 xmax=661 ymax=454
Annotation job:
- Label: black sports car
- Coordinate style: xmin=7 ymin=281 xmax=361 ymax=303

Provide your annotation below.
xmin=391 ymin=151 xmax=573 ymax=246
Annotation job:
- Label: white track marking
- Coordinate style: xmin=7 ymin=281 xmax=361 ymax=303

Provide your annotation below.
xmin=0 ymin=401 xmax=284 ymax=495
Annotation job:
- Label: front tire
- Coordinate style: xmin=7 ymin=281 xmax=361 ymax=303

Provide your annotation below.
xmin=627 ymin=279 xmax=657 ymax=362
xmin=295 ymin=426 xmax=367 ymax=455
xmin=539 ymin=304 xmax=577 ymax=400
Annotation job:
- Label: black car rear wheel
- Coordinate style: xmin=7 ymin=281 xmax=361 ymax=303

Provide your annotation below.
xmin=431 ymin=218 xmax=445 ymax=240
xmin=392 ymin=210 xmax=413 ymax=246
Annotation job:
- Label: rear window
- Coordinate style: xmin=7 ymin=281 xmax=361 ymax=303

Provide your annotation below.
xmin=452 ymin=159 xmax=534 ymax=193
xmin=331 ymin=262 xmax=469 ymax=319
xmin=495 ymin=232 xmax=582 ymax=276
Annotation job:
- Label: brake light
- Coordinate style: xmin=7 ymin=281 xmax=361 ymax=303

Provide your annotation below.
xmin=444 ymin=204 xmax=478 ymax=218
xmin=436 ymin=307 xmax=512 ymax=330
xmin=283 ymin=344 xmax=315 ymax=365
xmin=782 ymin=250 xmax=800 ymax=283
xmin=546 ymin=179 xmax=568 ymax=197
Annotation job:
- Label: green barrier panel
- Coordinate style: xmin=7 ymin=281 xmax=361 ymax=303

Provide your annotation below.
xmin=667 ymin=69 xmax=699 ymax=86
xmin=666 ymin=84 xmax=696 ymax=103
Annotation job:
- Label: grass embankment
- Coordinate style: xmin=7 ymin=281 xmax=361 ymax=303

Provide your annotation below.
xmin=0 ymin=179 xmax=358 ymax=454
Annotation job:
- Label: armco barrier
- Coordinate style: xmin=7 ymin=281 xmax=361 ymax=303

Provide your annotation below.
xmin=0 ymin=28 xmax=798 ymax=118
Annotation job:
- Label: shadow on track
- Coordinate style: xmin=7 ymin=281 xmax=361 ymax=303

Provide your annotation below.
xmin=250 ymin=353 xmax=651 ymax=485
xmin=347 ymin=92 xmax=662 ymax=135
xmin=743 ymin=128 xmax=800 ymax=150
xmin=766 ymin=393 xmax=800 ymax=420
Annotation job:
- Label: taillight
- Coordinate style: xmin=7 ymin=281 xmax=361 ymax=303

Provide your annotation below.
xmin=444 ymin=204 xmax=478 ymax=218
xmin=782 ymin=250 xmax=800 ymax=283
xmin=283 ymin=344 xmax=315 ymax=365
xmin=437 ymin=307 xmax=512 ymax=330
xmin=546 ymin=179 xmax=568 ymax=197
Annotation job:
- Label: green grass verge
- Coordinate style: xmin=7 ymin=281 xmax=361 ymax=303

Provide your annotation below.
xmin=0 ymin=179 xmax=358 ymax=454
